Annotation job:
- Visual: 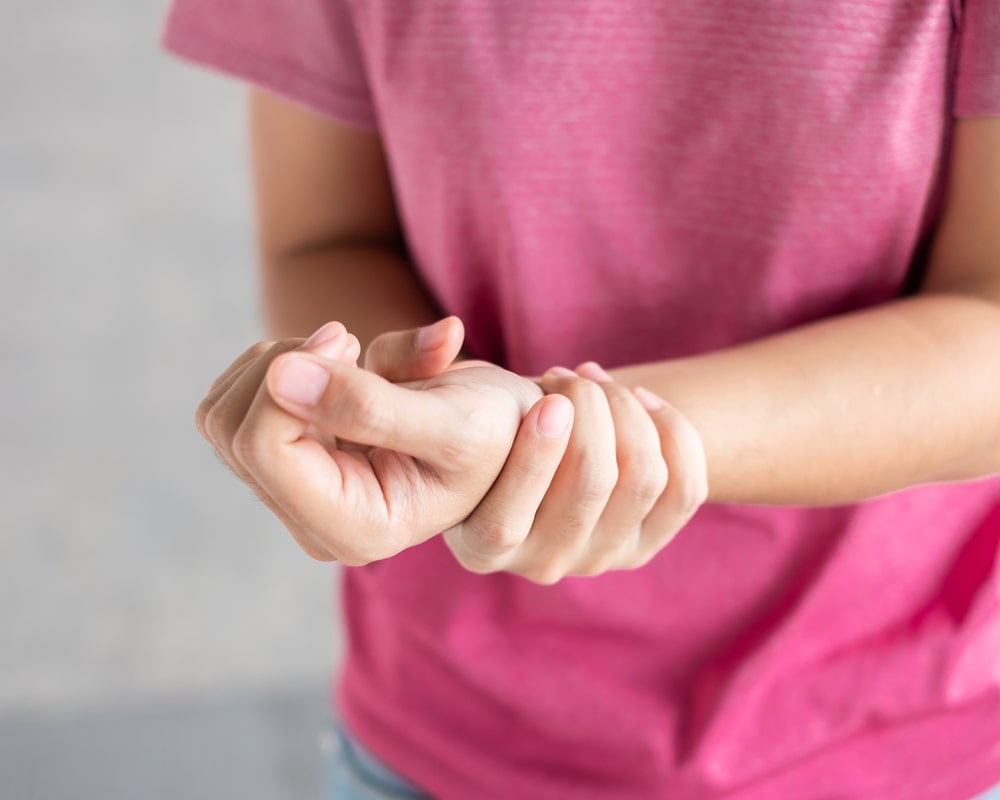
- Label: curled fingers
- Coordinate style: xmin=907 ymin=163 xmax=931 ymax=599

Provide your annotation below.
xmin=444 ymin=394 xmax=574 ymax=576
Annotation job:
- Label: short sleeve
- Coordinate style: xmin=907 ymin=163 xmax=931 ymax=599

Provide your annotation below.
xmin=161 ymin=0 xmax=376 ymax=129
xmin=954 ymin=0 xmax=1000 ymax=116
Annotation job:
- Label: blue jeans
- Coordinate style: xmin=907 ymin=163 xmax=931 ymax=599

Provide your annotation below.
xmin=322 ymin=719 xmax=426 ymax=799
xmin=322 ymin=719 xmax=1000 ymax=800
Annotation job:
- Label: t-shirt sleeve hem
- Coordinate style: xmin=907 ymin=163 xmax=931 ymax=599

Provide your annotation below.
xmin=161 ymin=21 xmax=378 ymax=131
xmin=953 ymin=75 xmax=1000 ymax=118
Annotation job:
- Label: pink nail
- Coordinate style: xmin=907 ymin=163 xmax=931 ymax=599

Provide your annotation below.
xmin=415 ymin=318 xmax=451 ymax=352
xmin=272 ymin=356 xmax=329 ymax=407
xmin=633 ymin=387 xmax=664 ymax=412
xmin=537 ymin=398 xmax=573 ymax=438
xmin=546 ymin=366 xmax=576 ymax=379
xmin=576 ymin=362 xmax=613 ymax=383
xmin=304 ymin=322 xmax=342 ymax=348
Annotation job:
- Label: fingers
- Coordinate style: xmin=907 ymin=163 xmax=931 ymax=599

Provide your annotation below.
xmin=364 ymin=316 xmax=465 ymax=382
xmin=503 ymin=367 xmax=619 ymax=583
xmin=196 ymin=323 xmax=359 ymax=442
xmin=197 ymin=339 xmax=336 ymax=560
xmin=201 ymin=323 xmax=542 ymax=566
xmin=219 ymin=349 xmax=411 ymax=563
xmin=452 ymin=362 xmax=700 ymax=585
xmin=198 ymin=343 xmax=270 ymax=442
xmin=305 ymin=321 xmax=362 ymax=365
xmin=196 ymin=324 xmax=362 ymax=561
xmin=637 ymin=390 xmax=709 ymax=563
xmin=444 ymin=394 xmax=574 ymax=573
xmin=265 ymin=351 xmax=465 ymax=461
xmin=198 ymin=340 xmax=298 ymax=448
xmin=572 ymin=363 xmax=669 ymax=571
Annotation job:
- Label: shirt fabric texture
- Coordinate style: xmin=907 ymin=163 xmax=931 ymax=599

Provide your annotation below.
xmin=164 ymin=2 xmax=1000 ymax=798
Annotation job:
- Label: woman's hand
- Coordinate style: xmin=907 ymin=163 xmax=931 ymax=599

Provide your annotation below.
xmin=367 ymin=321 xmax=709 ymax=584
xmin=195 ymin=320 xmax=574 ymax=565
xmin=442 ymin=362 xmax=708 ymax=584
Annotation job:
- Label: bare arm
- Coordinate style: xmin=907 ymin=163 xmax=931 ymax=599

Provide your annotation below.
xmin=248 ymin=88 xmax=441 ymax=348
xmin=614 ymin=117 xmax=1000 ymax=506
xmin=237 ymin=89 xmax=1000 ymax=578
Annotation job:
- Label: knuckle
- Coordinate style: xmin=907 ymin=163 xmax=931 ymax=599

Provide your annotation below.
xmin=231 ymin=421 xmax=269 ymax=470
xmin=468 ymin=519 xmax=523 ymax=557
xmin=614 ymin=533 xmax=659 ymax=570
xmin=597 ymin=520 xmax=642 ymax=552
xmin=455 ymin=552 xmax=499 ymax=575
xmin=353 ymin=523 xmax=411 ymax=564
xmin=572 ymin=558 xmax=611 ymax=578
xmin=335 ymin=550 xmax=369 ymax=567
xmin=295 ymin=535 xmax=336 ymax=563
xmin=203 ymin=401 xmax=236 ymax=448
xmin=574 ymin=459 xmax=618 ymax=504
xmin=619 ymin=454 xmax=669 ymax=506
xmin=445 ymin=532 xmax=501 ymax=574
xmin=336 ymin=537 xmax=392 ymax=567
xmin=628 ymin=548 xmax=661 ymax=570
xmin=335 ymin=548 xmax=370 ymax=567
xmin=694 ymin=476 xmax=709 ymax=508
xmin=675 ymin=475 xmax=709 ymax=515
xmin=332 ymin=532 xmax=374 ymax=566
xmin=522 ymin=563 xmax=566 ymax=586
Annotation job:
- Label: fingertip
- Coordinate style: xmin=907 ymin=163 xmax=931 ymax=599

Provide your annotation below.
xmin=633 ymin=386 xmax=666 ymax=412
xmin=540 ymin=366 xmax=576 ymax=392
xmin=441 ymin=314 xmax=465 ymax=340
xmin=575 ymin=361 xmax=613 ymax=383
xmin=535 ymin=394 xmax=574 ymax=439
xmin=302 ymin=321 xmax=345 ymax=349
xmin=345 ymin=334 xmax=362 ymax=365
xmin=415 ymin=317 xmax=454 ymax=353
xmin=268 ymin=353 xmax=330 ymax=408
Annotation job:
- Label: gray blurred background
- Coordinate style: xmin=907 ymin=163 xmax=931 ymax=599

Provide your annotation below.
xmin=1 ymin=2 xmax=340 ymax=797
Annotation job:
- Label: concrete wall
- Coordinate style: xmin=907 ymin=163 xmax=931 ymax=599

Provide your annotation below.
xmin=1 ymin=3 xmax=339 ymax=797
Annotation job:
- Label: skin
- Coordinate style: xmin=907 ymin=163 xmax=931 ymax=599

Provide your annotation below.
xmin=196 ymin=89 xmax=1000 ymax=583
xmin=197 ymin=316 xmax=705 ymax=579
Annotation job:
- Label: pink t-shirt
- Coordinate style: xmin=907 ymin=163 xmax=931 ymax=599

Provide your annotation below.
xmin=164 ymin=2 xmax=1000 ymax=797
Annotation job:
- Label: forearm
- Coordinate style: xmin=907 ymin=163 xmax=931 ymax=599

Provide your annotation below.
xmin=260 ymin=244 xmax=442 ymax=352
xmin=614 ymin=292 xmax=1000 ymax=506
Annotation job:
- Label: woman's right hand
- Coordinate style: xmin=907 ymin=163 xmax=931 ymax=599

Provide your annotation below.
xmin=195 ymin=319 xmax=575 ymax=564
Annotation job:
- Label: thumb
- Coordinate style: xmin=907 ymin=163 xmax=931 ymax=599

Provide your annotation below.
xmin=266 ymin=350 xmax=456 ymax=462
xmin=365 ymin=316 xmax=465 ymax=383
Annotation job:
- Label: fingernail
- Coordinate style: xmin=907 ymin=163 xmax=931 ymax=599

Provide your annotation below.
xmin=537 ymin=397 xmax=573 ymax=438
xmin=545 ymin=366 xmax=576 ymax=379
xmin=576 ymin=362 xmax=613 ymax=383
xmin=634 ymin=387 xmax=664 ymax=412
xmin=415 ymin=318 xmax=451 ymax=352
xmin=304 ymin=322 xmax=342 ymax=348
xmin=272 ymin=356 xmax=329 ymax=407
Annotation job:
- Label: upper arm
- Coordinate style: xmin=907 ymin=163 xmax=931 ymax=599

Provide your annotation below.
xmin=248 ymin=87 xmax=403 ymax=263
xmin=922 ymin=117 xmax=1000 ymax=301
